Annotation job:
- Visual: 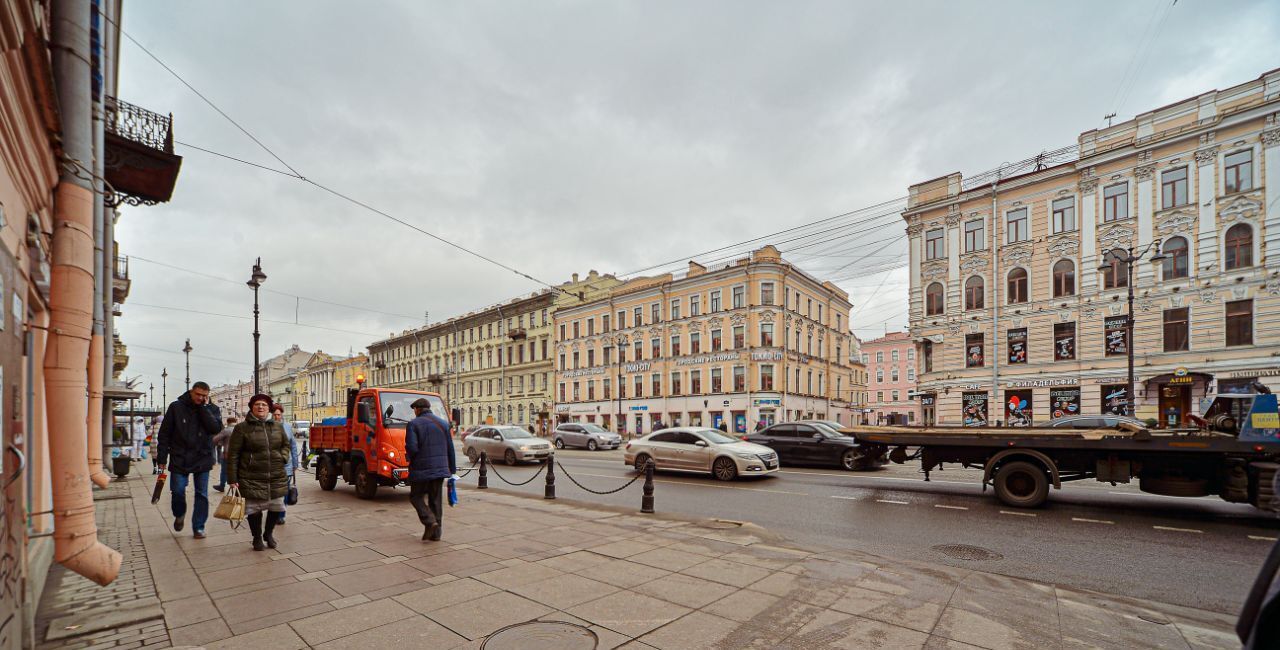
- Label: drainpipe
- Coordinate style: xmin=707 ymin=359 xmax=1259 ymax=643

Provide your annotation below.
xmin=496 ymin=304 xmax=505 ymax=424
xmin=85 ymin=0 xmax=109 ymax=488
xmin=990 ymin=171 xmax=1001 ymax=423
xmin=48 ymin=0 xmax=122 ymax=586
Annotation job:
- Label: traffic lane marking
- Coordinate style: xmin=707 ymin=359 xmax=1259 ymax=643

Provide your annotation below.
xmin=876 ymin=499 xmax=909 ymax=505
xmin=1153 ymin=525 xmax=1203 ymax=533
xmin=1072 ymin=517 xmax=1114 ymax=525
xmin=830 ymin=495 xmax=859 ymax=500
xmin=1000 ymin=510 xmax=1037 ymax=517
xmin=934 ymin=505 xmax=968 ymax=510
xmin=1249 ymin=535 xmax=1278 ymax=541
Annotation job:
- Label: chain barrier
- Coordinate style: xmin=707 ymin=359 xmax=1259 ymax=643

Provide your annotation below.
xmin=555 ymin=461 xmax=645 ymax=495
xmin=485 ymin=459 xmax=548 ymax=486
xmin=455 ymin=455 xmax=482 ymax=477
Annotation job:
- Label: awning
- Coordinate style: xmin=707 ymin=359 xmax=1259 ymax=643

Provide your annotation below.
xmin=1144 ymin=371 xmax=1213 ymax=386
xmin=103 ymin=386 xmax=144 ymax=401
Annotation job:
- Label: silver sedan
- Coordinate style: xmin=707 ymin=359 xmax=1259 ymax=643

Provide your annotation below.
xmin=624 ymin=427 xmax=779 ymax=481
xmin=553 ymin=423 xmax=623 ymax=450
xmin=462 ymin=425 xmax=553 ymax=465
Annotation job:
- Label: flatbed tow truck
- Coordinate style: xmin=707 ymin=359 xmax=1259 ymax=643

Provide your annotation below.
xmin=849 ymin=393 xmax=1280 ymax=509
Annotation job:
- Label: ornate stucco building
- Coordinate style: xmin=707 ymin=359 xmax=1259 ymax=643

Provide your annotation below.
xmin=906 ymin=69 xmax=1280 ymax=426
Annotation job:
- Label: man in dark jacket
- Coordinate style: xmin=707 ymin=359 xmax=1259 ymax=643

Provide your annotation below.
xmin=156 ymin=381 xmax=222 ymax=538
xmin=404 ymin=398 xmax=456 ymax=541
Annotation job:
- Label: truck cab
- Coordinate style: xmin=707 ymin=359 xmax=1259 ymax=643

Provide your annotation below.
xmin=310 ymin=386 xmax=450 ymax=499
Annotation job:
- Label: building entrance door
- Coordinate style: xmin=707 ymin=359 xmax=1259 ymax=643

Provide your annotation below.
xmin=1159 ymin=384 xmax=1191 ymax=428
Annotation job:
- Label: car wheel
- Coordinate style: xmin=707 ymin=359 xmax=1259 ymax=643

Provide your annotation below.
xmin=587 ymin=439 xmax=598 ymax=451
xmin=554 ymin=438 xmax=565 ymax=449
xmin=634 ymin=453 xmax=653 ymax=473
xmin=466 ymin=447 xmax=479 ymax=464
xmin=504 ymin=449 xmax=518 ymax=465
xmin=993 ymin=461 xmax=1049 ymax=508
xmin=354 ymin=463 xmax=378 ymax=500
xmin=841 ymin=449 xmax=858 ymax=471
xmin=712 ymin=457 xmax=738 ymax=481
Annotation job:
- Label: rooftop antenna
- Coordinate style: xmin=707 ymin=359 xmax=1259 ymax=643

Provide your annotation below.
xmin=424 ymin=310 xmax=429 ymax=325
xmin=1104 ymin=112 xmax=1117 ymax=127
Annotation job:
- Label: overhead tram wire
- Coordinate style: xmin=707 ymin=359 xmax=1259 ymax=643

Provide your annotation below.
xmin=129 ymin=302 xmax=382 ymax=338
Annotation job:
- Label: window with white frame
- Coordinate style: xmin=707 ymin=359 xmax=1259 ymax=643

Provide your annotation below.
xmin=1224 ymin=150 xmax=1253 ymax=193
xmin=1051 ymin=197 xmax=1076 ymax=233
xmin=1006 ymin=208 xmax=1029 ymax=243
xmin=964 ymin=219 xmax=984 ymax=252
xmin=925 ymin=228 xmax=945 ymax=260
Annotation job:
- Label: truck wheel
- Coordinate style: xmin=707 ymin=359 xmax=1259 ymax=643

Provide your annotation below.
xmin=354 ymin=463 xmax=378 ymax=500
xmin=316 ymin=456 xmax=338 ymax=491
xmin=994 ymin=461 xmax=1049 ymax=508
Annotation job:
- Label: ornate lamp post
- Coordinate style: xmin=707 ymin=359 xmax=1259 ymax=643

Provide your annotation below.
xmin=183 ymin=339 xmax=192 ymax=388
xmin=161 ymin=368 xmax=168 ymax=407
xmin=247 ymin=258 xmax=267 ymax=395
xmin=1099 ymin=243 xmax=1166 ymax=417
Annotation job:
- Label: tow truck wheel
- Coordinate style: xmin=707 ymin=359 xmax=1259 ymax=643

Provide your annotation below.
xmin=994 ymin=461 xmax=1049 ymax=508
xmin=354 ymin=463 xmax=378 ymax=500
xmin=316 ymin=456 xmax=338 ymax=491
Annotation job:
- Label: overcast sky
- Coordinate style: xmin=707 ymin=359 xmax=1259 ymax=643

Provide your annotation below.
xmin=114 ymin=0 xmax=1280 ymax=401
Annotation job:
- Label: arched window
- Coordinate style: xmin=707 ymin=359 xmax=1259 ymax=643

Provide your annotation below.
xmin=1052 ymin=259 xmax=1075 ymax=297
xmin=1102 ymin=249 xmax=1128 ymax=289
xmin=925 ymin=282 xmax=944 ymax=316
xmin=1006 ymin=268 xmax=1028 ymax=304
xmin=965 ymin=276 xmax=985 ymax=310
xmin=1225 ymin=224 xmax=1253 ymax=270
xmin=1162 ymin=236 xmax=1189 ymax=280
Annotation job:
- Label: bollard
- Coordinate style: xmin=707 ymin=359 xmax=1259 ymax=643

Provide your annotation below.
xmin=640 ymin=459 xmax=655 ymax=514
xmin=544 ymin=452 xmax=557 ymax=500
xmin=478 ymin=451 xmax=489 ymax=489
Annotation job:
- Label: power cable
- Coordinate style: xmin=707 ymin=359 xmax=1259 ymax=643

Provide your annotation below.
xmin=128 ymin=302 xmax=381 ymax=338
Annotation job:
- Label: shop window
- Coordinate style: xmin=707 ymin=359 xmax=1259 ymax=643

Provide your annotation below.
xmin=1054 ymin=322 xmax=1076 ymax=361
xmin=1006 ymin=328 xmax=1027 ymax=364
xmin=1101 ymin=384 xmax=1129 ymax=415
xmin=965 ymin=333 xmax=984 ymax=368
xmin=962 ymin=391 xmax=989 ymax=427
xmin=1049 ymin=387 xmax=1081 ymax=419
xmin=1005 ymin=390 xmax=1033 ymax=427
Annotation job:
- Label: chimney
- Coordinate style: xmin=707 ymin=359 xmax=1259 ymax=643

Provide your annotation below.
xmin=572 ymin=272 xmax=579 ymax=283
xmin=687 ymin=261 xmax=707 ymax=277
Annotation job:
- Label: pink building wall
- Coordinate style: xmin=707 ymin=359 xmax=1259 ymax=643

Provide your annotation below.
xmin=860 ymin=332 xmax=918 ymax=425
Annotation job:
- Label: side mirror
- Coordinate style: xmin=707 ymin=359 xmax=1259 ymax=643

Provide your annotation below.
xmin=813 ymin=433 xmax=824 ymax=441
xmin=694 ymin=440 xmax=708 ymax=447
xmin=357 ymin=402 xmax=373 ymax=427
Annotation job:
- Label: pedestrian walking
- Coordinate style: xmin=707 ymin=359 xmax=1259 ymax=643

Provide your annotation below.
xmin=404 ymin=398 xmax=456 ymax=541
xmin=130 ymin=416 xmax=148 ymax=459
xmin=227 ymin=394 xmax=291 ymax=551
xmin=270 ymin=404 xmax=299 ymax=525
xmin=212 ymin=417 xmax=236 ymax=492
xmin=156 ymin=381 xmax=222 ymax=539
xmin=717 ymin=421 xmax=728 ymax=433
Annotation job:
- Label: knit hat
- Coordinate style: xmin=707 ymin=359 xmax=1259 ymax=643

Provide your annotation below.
xmin=248 ymin=394 xmax=273 ymax=410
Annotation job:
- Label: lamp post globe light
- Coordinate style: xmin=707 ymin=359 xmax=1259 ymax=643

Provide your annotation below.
xmin=1098 ymin=242 xmax=1167 ymax=418
xmin=183 ymin=339 xmax=193 ymax=388
xmin=247 ymin=258 xmax=267 ymax=395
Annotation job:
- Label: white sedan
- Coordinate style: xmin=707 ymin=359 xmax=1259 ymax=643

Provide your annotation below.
xmin=624 ymin=427 xmax=779 ymax=481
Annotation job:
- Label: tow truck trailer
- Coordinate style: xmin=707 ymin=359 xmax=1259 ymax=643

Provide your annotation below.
xmin=849 ymin=393 xmax=1280 ymax=509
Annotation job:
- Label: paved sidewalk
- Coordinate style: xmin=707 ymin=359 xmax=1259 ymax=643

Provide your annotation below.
xmin=100 ymin=464 xmax=1239 ymax=649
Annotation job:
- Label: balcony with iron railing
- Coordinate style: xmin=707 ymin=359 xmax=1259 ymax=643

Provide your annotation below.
xmin=507 ymin=327 xmax=527 ymax=340
xmin=103 ymin=96 xmax=183 ymax=206
xmin=112 ymin=254 xmax=130 ymax=303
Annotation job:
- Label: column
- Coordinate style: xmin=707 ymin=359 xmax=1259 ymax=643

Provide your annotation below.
xmin=947 ymin=214 xmax=962 ymax=309
xmin=1196 ymin=147 xmax=1219 ymax=272
xmin=1136 ymin=164 xmax=1155 ymax=283
xmin=1264 ymin=126 xmax=1280 ymax=270
xmin=1079 ymin=178 xmax=1099 ymax=292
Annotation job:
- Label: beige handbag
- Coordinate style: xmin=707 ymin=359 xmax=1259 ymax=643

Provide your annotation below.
xmin=213 ymin=485 xmax=246 ymax=526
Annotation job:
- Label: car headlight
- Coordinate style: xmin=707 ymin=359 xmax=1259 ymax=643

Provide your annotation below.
xmin=734 ymin=452 xmax=757 ymax=460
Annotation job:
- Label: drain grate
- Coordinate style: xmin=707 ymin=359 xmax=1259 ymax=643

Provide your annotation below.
xmin=482 ymin=621 xmax=598 ymax=650
xmin=932 ymin=544 xmax=1004 ymax=561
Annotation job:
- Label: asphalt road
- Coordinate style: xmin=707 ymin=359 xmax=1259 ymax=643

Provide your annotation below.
xmin=435 ymin=444 xmax=1279 ymax=615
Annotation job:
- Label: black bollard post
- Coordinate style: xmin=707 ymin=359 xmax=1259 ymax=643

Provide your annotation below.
xmin=640 ymin=459 xmax=655 ymax=514
xmin=544 ymin=452 xmax=556 ymax=500
xmin=478 ymin=451 xmax=489 ymax=489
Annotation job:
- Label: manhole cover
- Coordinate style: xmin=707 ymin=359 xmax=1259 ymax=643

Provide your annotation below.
xmin=932 ymin=544 xmax=1003 ymax=561
xmin=482 ymin=622 xmax=597 ymax=650
xmin=701 ymin=519 xmax=745 ymax=529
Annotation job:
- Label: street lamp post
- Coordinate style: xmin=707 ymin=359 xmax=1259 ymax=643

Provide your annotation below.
xmin=148 ymin=383 xmax=154 ymax=410
xmin=161 ymin=368 xmax=168 ymax=407
xmin=247 ymin=258 xmax=267 ymax=395
xmin=183 ymin=339 xmax=192 ymax=388
xmin=1099 ymin=243 xmax=1166 ymax=417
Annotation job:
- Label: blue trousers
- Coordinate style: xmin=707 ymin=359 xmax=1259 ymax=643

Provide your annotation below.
xmin=170 ymin=470 xmax=209 ymax=532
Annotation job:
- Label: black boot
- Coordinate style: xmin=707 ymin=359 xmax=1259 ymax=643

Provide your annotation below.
xmin=247 ymin=513 xmax=265 ymax=551
xmin=263 ymin=511 xmax=279 ymax=550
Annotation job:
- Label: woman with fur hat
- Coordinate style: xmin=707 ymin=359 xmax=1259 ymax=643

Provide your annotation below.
xmin=227 ymin=394 xmax=291 ymax=551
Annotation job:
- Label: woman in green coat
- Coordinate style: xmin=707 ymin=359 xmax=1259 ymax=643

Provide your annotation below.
xmin=227 ymin=394 xmax=290 ymax=551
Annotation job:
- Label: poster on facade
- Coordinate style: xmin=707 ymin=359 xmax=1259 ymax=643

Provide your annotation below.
xmin=1101 ymin=384 xmax=1128 ymax=415
xmin=1007 ymin=328 xmax=1027 ymax=364
xmin=965 ymin=335 xmax=984 ymax=368
xmin=962 ymin=391 xmax=988 ymax=427
xmin=1104 ymin=316 xmax=1128 ymax=356
xmin=1055 ymin=329 xmax=1075 ymax=361
xmin=1005 ymin=390 xmax=1033 ymax=427
xmin=1050 ymin=387 xmax=1081 ymax=419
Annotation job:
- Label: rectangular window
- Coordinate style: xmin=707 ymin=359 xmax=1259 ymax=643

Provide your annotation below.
xmin=761 ymin=282 xmax=775 ymax=306
xmin=634 ymin=340 xmax=642 ymax=361
xmin=572 ymin=382 xmax=580 ymax=401
xmin=1048 ymin=388 xmax=1080 ymax=420
xmin=1225 ymin=150 xmax=1253 ymax=193
xmin=711 ymin=368 xmax=723 ymax=393
xmin=922 ymin=340 xmax=933 ymax=373
xmin=964 ymin=220 xmax=984 ymax=252
xmin=603 ymin=378 xmax=611 ymax=399
xmin=617 ymin=310 xmax=626 ymax=329
xmin=925 ymin=228 xmax=945 ymax=260
xmin=586 ymin=319 xmax=594 ymax=336
xmin=602 ymin=314 xmax=610 ymax=332
xmin=891 ymin=390 xmax=899 ymax=402
xmin=1105 ymin=315 xmax=1129 ymax=357
xmin=650 ymin=338 xmax=660 ymax=359
xmin=633 ymin=306 xmax=642 ymax=326
xmin=634 ymin=375 xmax=643 ymax=398
xmin=733 ymin=366 xmax=745 ymax=392
xmin=1101 ymin=384 xmax=1129 ymax=415
xmin=670 ymin=298 xmax=681 ymax=320
xmin=586 ymin=349 xmax=595 ymax=366
xmin=962 ymin=391 xmax=988 ymax=426
xmin=711 ymin=328 xmax=723 ymax=351
xmin=670 ymin=335 xmax=681 ymax=356
xmin=1226 ymin=299 xmax=1253 ymax=346
xmin=891 ymin=349 xmax=899 ymax=362
xmin=710 ymin=290 xmax=722 ymax=312
xmin=1052 ymin=197 xmax=1076 ymax=233
xmin=760 ymin=323 xmax=773 ymax=346
xmin=1007 ymin=328 xmax=1027 ymax=364
xmin=1006 ymin=208 xmax=1028 ymax=243
xmin=690 ymin=332 xmax=701 ymax=354
xmin=689 ymin=295 xmax=701 ymax=316
xmin=603 ymin=346 xmax=613 ymax=365
xmin=1005 ymin=389 xmax=1033 ymax=427
xmin=651 ymin=303 xmax=660 ymax=323
xmin=670 ymin=372 xmax=681 ymax=396
xmin=1163 ymin=308 xmax=1189 ymax=352
xmin=907 ymin=368 xmax=915 ymax=381
xmin=617 ymin=345 xmax=626 ymax=363
xmin=690 ymin=370 xmax=701 ymax=394
xmin=733 ymin=326 xmax=745 ymax=348
xmin=618 ymin=377 xmax=626 ymax=398
xmin=651 ymin=373 xmax=661 ymax=396
xmin=1161 ymin=166 xmax=1189 ymax=209
xmin=1054 ymin=322 xmax=1076 ymax=361
xmin=559 ymin=324 xmax=566 ymax=340
xmin=876 ymin=351 xmax=884 ymax=363
xmin=732 ymin=286 xmax=745 ymax=309
xmin=559 ymin=383 xmax=566 ymax=402
xmin=573 ymin=321 xmax=580 ymax=338
xmin=965 ymin=334 xmax=984 ymax=368
xmin=760 ymin=365 xmax=774 ymax=391
xmin=587 ymin=381 xmax=595 ymax=401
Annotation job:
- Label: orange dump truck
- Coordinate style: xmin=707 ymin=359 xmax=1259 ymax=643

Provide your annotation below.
xmin=310 ymin=384 xmax=450 ymax=499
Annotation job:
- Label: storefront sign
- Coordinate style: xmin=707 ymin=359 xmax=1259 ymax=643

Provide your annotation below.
xmin=753 ymin=398 xmax=781 ymax=406
xmin=1006 ymin=378 xmax=1076 ymax=388
xmin=962 ymin=391 xmax=988 ymax=427
xmin=1169 ymin=367 xmax=1194 ymax=385
xmin=555 ymin=404 xmax=570 ymax=413
xmin=623 ymin=362 xmax=651 ymax=373
xmin=1230 ymin=369 xmax=1280 ymax=378
xmin=676 ymin=352 xmax=741 ymax=366
xmin=1104 ymin=316 xmax=1128 ymax=357
xmin=1049 ymin=387 xmax=1081 ymax=419
xmin=563 ymin=367 xmax=606 ymax=378
xmin=1093 ymin=376 xmax=1125 ymax=384
xmin=750 ymin=350 xmax=783 ymax=361
xmin=628 ymin=405 xmax=649 ymax=411
xmin=919 ymin=394 xmax=936 ymax=406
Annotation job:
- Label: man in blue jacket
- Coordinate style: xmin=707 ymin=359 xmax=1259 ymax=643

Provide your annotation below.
xmin=404 ymin=398 xmax=456 ymax=541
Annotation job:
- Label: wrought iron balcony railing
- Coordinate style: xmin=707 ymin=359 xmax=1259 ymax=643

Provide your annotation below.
xmin=103 ymin=96 xmax=182 ymax=206
xmin=104 ymin=96 xmax=174 ymax=153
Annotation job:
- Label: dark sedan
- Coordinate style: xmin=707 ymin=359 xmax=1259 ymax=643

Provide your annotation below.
xmin=746 ymin=421 xmax=883 ymax=471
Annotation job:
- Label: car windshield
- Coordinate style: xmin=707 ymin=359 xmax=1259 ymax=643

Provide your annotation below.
xmin=810 ymin=422 xmax=848 ymax=438
xmin=495 ymin=426 xmax=534 ymax=439
xmin=378 ymin=392 xmax=446 ymax=427
xmin=695 ymin=429 xmax=740 ymax=444
xmin=581 ymin=424 xmax=608 ymax=433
